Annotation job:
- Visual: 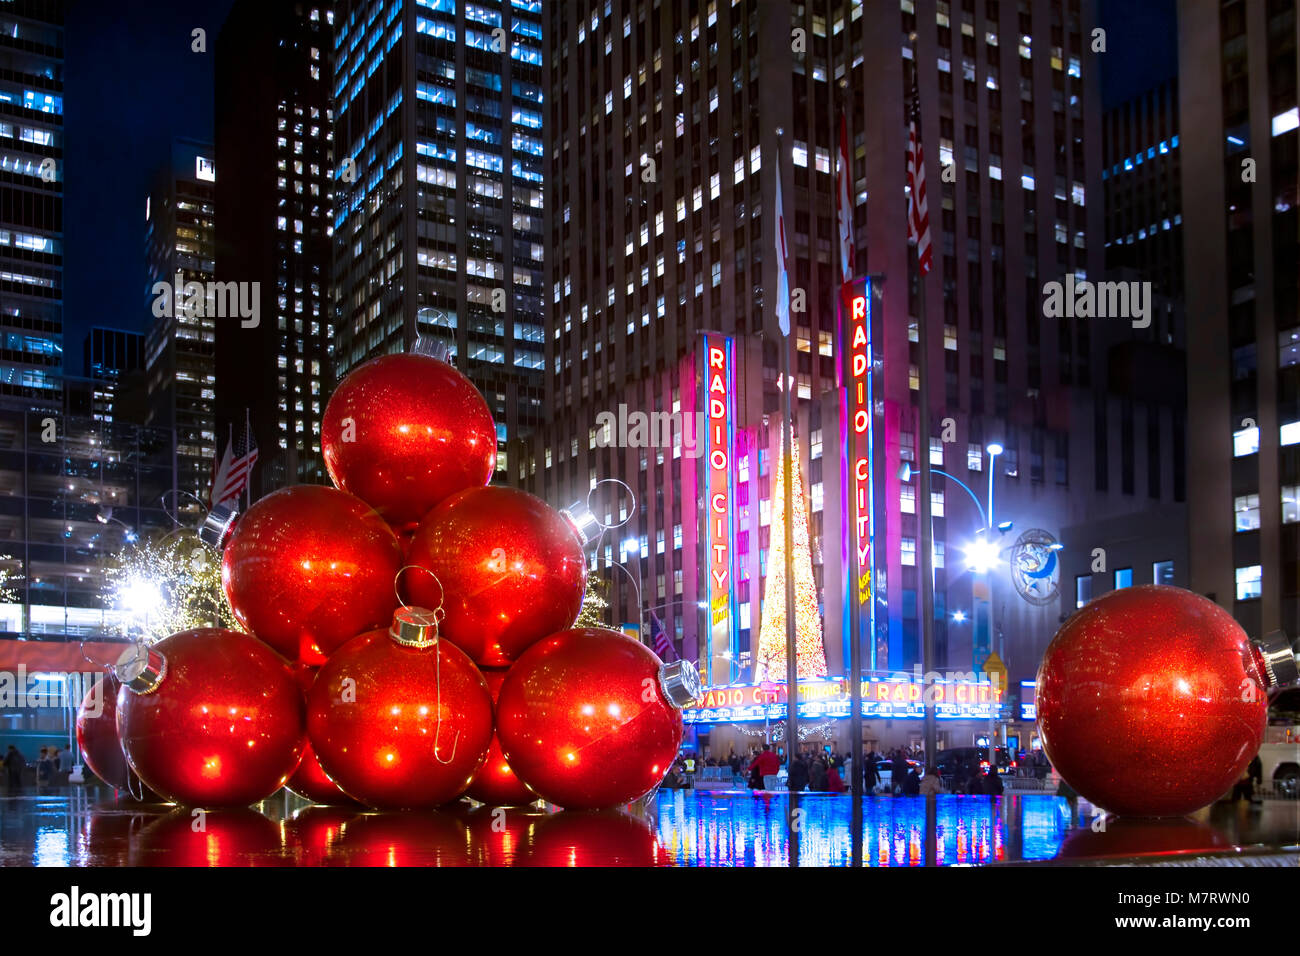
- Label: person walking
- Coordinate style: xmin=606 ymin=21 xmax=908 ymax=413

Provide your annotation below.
xmin=809 ymin=755 xmax=829 ymax=792
xmin=748 ymin=744 xmax=780 ymax=789
xmin=827 ymin=761 xmax=847 ymax=794
xmin=786 ymin=753 xmax=809 ymax=792
xmin=36 ymin=748 xmax=54 ymax=787
xmin=920 ymin=766 xmax=943 ymax=796
xmin=891 ymin=750 xmax=910 ymax=795
xmin=902 ymin=767 xmax=921 ymax=796
xmin=3 ymin=745 xmax=25 ymax=788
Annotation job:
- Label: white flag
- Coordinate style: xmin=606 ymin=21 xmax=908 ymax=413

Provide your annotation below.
xmin=775 ymin=165 xmax=790 ymax=337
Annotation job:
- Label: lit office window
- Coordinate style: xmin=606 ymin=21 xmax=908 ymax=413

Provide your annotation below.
xmin=1153 ymin=560 xmax=1175 ymax=586
xmin=1075 ymin=574 xmax=1092 ymax=609
xmin=1114 ymin=568 xmax=1133 ymax=590
xmin=1283 ymin=486 xmax=1298 ymax=524
xmin=1236 ymin=565 xmax=1262 ymax=601
xmin=1233 ymin=425 xmax=1259 ymax=456
xmin=1234 ymin=493 xmax=1260 ymax=532
xmin=901 ymin=537 xmax=916 ymax=566
xmin=967 ymin=443 xmax=983 ymax=471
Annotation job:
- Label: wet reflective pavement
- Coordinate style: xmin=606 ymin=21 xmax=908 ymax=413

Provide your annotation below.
xmin=0 ymin=786 xmax=1295 ymax=866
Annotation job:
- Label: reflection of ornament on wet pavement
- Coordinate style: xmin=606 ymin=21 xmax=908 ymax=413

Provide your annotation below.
xmin=1009 ymin=528 xmax=1060 ymax=606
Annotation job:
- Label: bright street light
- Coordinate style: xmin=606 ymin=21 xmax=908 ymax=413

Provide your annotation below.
xmin=951 ymin=609 xmax=968 ymax=623
xmin=963 ymin=537 xmax=1000 ymax=574
xmin=621 ymin=537 xmax=639 ymax=553
xmin=986 ymin=442 xmax=1004 ymax=456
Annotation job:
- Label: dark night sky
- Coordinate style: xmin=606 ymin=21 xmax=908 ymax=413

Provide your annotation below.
xmin=60 ymin=0 xmax=1175 ymax=376
xmin=63 ymin=0 xmax=234 ymax=374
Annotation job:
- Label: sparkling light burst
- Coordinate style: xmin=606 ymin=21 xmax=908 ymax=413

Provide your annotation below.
xmin=103 ymin=530 xmax=236 ymax=644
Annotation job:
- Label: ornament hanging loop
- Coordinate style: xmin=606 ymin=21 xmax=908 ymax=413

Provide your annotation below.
xmin=390 ymin=564 xmax=458 ymax=764
xmin=394 ymin=564 xmax=446 ymax=625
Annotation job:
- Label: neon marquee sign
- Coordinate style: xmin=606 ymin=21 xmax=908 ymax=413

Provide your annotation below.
xmin=703 ymin=335 xmax=737 ymax=683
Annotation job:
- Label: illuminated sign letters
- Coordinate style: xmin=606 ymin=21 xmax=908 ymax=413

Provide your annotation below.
xmin=704 ymin=336 xmax=736 ymax=679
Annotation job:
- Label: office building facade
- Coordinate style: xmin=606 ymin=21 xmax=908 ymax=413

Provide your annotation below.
xmin=215 ymin=1 xmax=336 ymax=493
xmin=143 ymin=138 xmax=218 ymax=515
xmin=331 ymin=0 xmax=547 ymax=477
xmin=0 ymin=0 xmax=64 ymax=409
xmin=1180 ymin=0 xmax=1299 ymax=639
xmin=532 ymin=0 xmax=1187 ymax=721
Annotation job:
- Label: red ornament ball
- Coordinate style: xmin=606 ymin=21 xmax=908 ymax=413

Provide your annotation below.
xmin=321 ymin=351 xmax=496 ymax=526
xmin=496 ymin=628 xmax=686 ymax=810
xmin=1037 ymin=585 xmax=1269 ymax=817
xmin=221 ymin=484 xmax=402 ymax=665
xmin=465 ymin=668 xmax=537 ymax=807
xmin=286 ymin=739 xmax=362 ymax=806
xmin=306 ymin=610 xmax=494 ymax=810
xmin=117 ymin=628 xmax=306 ymax=808
xmin=405 ymin=486 xmax=586 ymax=667
xmin=76 ymin=674 xmax=131 ymax=790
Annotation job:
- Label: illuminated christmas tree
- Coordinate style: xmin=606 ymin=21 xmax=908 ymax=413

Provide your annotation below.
xmin=755 ymin=427 xmax=827 ymax=680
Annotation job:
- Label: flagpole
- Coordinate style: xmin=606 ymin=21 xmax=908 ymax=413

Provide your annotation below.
xmin=776 ymin=129 xmax=798 ymax=775
xmin=243 ymin=407 xmax=252 ymax=510
xmin=909 ymin=38 xmax=939 ymax=779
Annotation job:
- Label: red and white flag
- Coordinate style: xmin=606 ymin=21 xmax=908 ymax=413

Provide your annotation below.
xmin=906 ymin=78 xmax=933 ymax=274
xmin=650 ymin=611 xmax=674 ymax=662
xmin=212 ymin=414 xmax=259 ymax=509
xmin=836 ymin=112 xmax=855 ymax=286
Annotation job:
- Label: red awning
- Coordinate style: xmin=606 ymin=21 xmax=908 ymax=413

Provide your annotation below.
xmin=0 ymin=639 xmax=134 ymax=673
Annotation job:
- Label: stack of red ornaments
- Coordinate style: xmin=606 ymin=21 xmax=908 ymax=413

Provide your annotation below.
xmin=80 ymin=347 xmax=696 ymax=812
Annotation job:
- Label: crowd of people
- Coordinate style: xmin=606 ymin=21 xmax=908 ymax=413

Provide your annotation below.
xmin=2 ymin=744 xmax=75 ymax=789
xmin=662 ymin=743 xmax=1032 ymax=796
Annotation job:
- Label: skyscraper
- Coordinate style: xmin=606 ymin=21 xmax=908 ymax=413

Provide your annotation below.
xmin=1180 ymin=0 xmax=1299 ymax=639
xmin=143 ymin=138 xmax=217 ymax=515
xmin=214 ymin=1 xmax=336 ymax=494
xmin=0 ymin=0 xmax=64 ymax=410
xmin=82 ymin=327 xmax=145 ymax=424
xmin=532 ymin=0 xmax=1182 ymax=727
xmin=331 ymin=0 xmax=547 ymax=478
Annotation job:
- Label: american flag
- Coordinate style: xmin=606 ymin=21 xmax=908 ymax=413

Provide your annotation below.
xmin=906 ymin=75 xmax=933 ymax=274
xmin=836 ymin=112 xmax=855 ymax=286
xmin=211 ymin=416 xmax=258 ymax=509
xmin=650 ymin=610 xmax=674 ymax=662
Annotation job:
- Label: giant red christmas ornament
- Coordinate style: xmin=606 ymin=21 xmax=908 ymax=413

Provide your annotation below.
xmin=76 ymin=674 xmax=131 ymax=790
xmin=220 ymin=484 xmax=402 ymax=665
xmin=116 ymin=629 xmax=307 ymax=808
xmin=1037 ymin=585 xmax=1297 ymax=817
xmin=404 ymin=487 xmax=587 ymax=667
xmin=465 ymin=667 xmax=536 ymax=807
xmin=496 ymin=628 xmax=699 ymax=810
xmin=306 ymin=607 xmax=494 ymax=810
xmin=321 ymin=350 xmax=496 ymax=526
xmin=286 ymin=739 xmax=362 ymax=806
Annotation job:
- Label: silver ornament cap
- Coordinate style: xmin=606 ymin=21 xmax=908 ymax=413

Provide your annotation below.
xmin=658 ymin=659 xmax=702 ymax=709
xmin=116 ymin=644 xmax=167 ymax=695
xmin=199 ymin=504 xmax=238 ymax=552
xmin=389 ymin=606 xmax=440 ymax=648
xmin=1255 ymin=629 xmax=1298 ymax=689
xmin=561 ymin=499 xmax=602 ymax=546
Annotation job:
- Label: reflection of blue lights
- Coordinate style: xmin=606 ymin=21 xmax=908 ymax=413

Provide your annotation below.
xmin=654 ymin=792 xmax=1071 ymax=867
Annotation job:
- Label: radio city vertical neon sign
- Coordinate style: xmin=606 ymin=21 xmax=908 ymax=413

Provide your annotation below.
xmin=846 ymin=281 xmax=876 ymax=663
xmin=704 ymin=335 xmax=737 ymax=685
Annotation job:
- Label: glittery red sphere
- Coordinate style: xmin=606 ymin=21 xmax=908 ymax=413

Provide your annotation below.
xmin=117 ymin=628 xmax=307 ymax=808
xmin=496 ymin=628 xmax=683 ymax=810
xmin=1037 ymin=585 xmax=1269 ymax=817
xmin=221 ymin=484 xmax=402 ymax=665
xmin=321 ymin=352 xmax=496 ymax=526
xmin=465 ymin=668 xmax=537 ymax=807
xmin=404 ymin=487 xmax=586 ymax=667
xmin=76 ymin=674 xmax=130 ymax=790
xmin=306 ymin=624 xmax=494 ymax=810
xmin=286 ymin=739 xmax=362 ymax=806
